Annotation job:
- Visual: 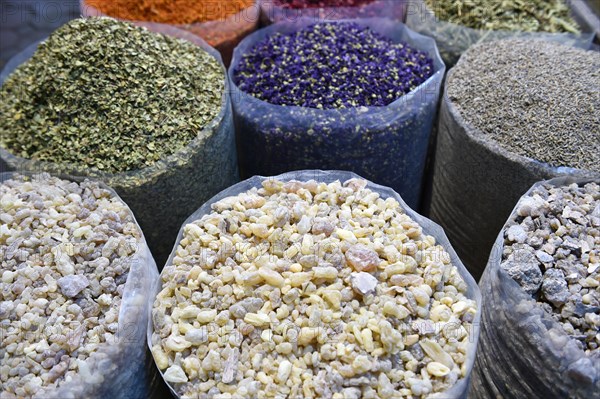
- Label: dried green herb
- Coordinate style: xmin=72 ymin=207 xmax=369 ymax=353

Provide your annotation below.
xmin=424 ymin=0 xmax=580 ymax=33
xmin=0 ymin=17 xmax=224 ymax=174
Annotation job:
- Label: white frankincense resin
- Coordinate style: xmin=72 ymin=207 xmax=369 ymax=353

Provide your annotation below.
xmin=152 ymin=178 xmax=477 ymax=398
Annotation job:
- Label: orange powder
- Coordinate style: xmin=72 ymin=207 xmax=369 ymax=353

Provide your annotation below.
xmin=85 ymin=0 xmax=255 ymax=25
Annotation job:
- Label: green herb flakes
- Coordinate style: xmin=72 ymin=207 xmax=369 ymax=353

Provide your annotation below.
xmin=0 ymin=17 xmax=224 ymax=174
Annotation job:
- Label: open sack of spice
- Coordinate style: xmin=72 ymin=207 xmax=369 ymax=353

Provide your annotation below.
xmin=258 ymin=0 xmax=407 ymax=25
xmin=80 ymin=0 xmax=259 ymax=66
xmin=229 ymin=18 xmax=445 ymax=210
xmin=148 ymin=170 xmax=481 ymax=399
xmin=405 ymin=0 xmax=595 ymax=67
xmin=0 ymin=17 xmax=239 ymax=267
xmin=0 ymin=172 xmax=159 ymax=399
xmin=470 ymin=177 xmax=600 ymax=398
xmin=428 ymin=38 xmax=600 ymax=280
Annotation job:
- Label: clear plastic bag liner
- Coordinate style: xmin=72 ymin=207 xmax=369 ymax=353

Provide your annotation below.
xmin=0 ymin=171 xmax=159 ymax=399
xmin=0 ymin=23 xmax=239 ymax=267
xmin=149 ymin=170 xmax=481 ymax=399
xmin=80 ymin=0 xmax=259 ymax=66
xmin=258 ymin=0 xmax=407 ymax=25
xmin=428 ymin=69 xmax=600 ymax=279
xmin=471 ymin=176 xmax=600 ymax=398
xmin=229 ymin=18 xmax=446 ymax=210
xmin=405 ymin=0 xmax=595 ymax=67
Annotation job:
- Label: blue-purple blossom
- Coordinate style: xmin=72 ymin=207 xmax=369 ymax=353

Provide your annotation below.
xmin=233 ymin=22 xmax=434 ymax=109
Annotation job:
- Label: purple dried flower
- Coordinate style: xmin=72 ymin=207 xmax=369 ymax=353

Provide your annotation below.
xmin=233 ymin=22 xmax=434 ymax=109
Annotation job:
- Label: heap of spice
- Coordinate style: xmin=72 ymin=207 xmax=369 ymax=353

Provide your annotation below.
xmin=151 ymin=178 xmax=478 ymax=398
xmin=0 ymin=174 xmax=143 ymax=397
xmin=424 ymin=0 xmax=580 ymax=33
xmin=447 ymin=39 xmax=600 ymax=173
xmin=84 ymin=0 xmax=254 ymax=24
xmin=233 ymin=22 xmax=434 ymax=109
xmin=274 ymin=0 xmax=376 ymax=8
xmin=501 ymin=181 xmax=600 ymax=354
xmin=0 ymin=17 xmax=224 ymax=174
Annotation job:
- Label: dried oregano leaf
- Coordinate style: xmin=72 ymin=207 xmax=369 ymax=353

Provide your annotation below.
xmin=0 ymin=17 xmax=224 ymax=174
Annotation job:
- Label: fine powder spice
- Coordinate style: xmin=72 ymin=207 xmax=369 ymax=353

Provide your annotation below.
xmin=233 ymin=22 xmax=434 ymax=109
xmin=152 ymin=178 xmax=477 ymax=397
xmin=0 ymin=174 xmax=142 ymax=397
xmin=447 ymin=39 xmax=600 ymax=173
xmin=85 ymin=0 xmax=255 ymax=24
xmin=0 ymin=17 xmax=224 ymax=174
xmin=501 ymin=181 xmax=600 ymax=354
xmin=275 ymin=0 xmax=376 ymax=8
xmin=424 ymin=0 xmax=580 ymax=33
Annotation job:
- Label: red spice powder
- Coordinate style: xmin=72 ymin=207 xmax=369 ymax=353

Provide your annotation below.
xmin=274 ymin=0 xmax=376 ymax=8
xmin=85 ymin=0 xmax=255 ymax=25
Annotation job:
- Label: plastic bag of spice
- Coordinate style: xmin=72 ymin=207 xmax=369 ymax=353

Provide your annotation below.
xmin=258 ymin=0 xmax=407 ymax=25
xmin=427 ymin=39 xmax=600 ymax=280
xmin=80 ymin=0 xmax=259 ymax=66
xmin=0 ymin=21 xmax=239 ymax=267
xmin=0 ymin=172 xmax=159 ymax=399
xmin=148 ymin=169 xmax=481 ymax=399
xmin=229 ymin=18 xmax=445 ymax=210
xmin=405 ymin=0 xmax=595 ymax=67
xmin=470 ymin=176 xmax=600 ymax=398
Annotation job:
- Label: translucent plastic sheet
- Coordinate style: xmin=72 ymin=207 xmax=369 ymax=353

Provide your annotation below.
xmin=0 ymin=24 xmax=239 ymax=267
xmin=229 ymin=18 xmax=445 ymax=210
xmin=0 ymin=172 xmax=159 ymax=399
xmin=149 ymin=170 xmax=481 ymax=399
xmin=471 ymin=176 xmax=600 ymax=398
xmin=405 ymin=0 xmax=595 ymax=67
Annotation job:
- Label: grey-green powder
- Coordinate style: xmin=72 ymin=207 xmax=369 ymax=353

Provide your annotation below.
xmin=0 ymin=17 xmax=224 ymax=174
xmin=447 ymin=39 xmax=600 ymax=173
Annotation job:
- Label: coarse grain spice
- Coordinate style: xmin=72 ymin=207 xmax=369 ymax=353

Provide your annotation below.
xmin=152 ymin=178 xmax=477 ymax=398
xmin=85 ymin=0 xmax=254 ymax=24
xmin=424 ymin=0 xmax=580 ymax=33
xmin=0 ymin=174 xmax=142 ymax=397
xmin=501 ymin=181 xmax=600 ymax=354
xmin=0 ymin=17 xmax=224 ymax=174
xmin=233 ymin=22 xmax=433 ymax=109
xmin=447 ymin=39 xmax=600 ymax=173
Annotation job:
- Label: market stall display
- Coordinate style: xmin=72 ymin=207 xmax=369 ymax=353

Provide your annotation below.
xmin=149 ymin=170 xmax=481 ymax=399
xmin=429 ymin=38 xmax=600 ymax=279
xmin=471 ymin=177 xmax=600 ymax=398
xmin=230 ymin=19 xmax=445 ymax=209
xmin=0 ymin=17 xmax=239 ymax=266
xmin=0 ymin=173 xmax=158 ymax=399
